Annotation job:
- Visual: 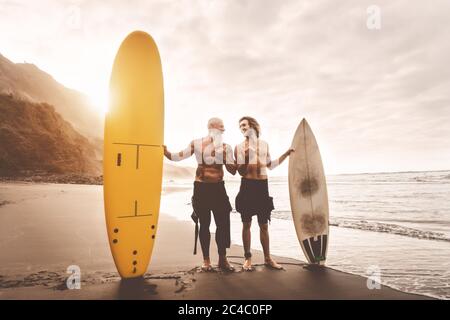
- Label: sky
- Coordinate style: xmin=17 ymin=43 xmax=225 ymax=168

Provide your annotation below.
xmin=1 ymin=0 xmax=450 ymax=174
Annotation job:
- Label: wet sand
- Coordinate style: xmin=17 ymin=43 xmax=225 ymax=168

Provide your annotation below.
xmin=0 ymin=182 xmax=432 ymax=300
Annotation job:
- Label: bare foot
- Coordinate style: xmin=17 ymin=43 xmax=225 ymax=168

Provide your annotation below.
xmin=264 ymin=257 xmax=284 ymax=270
xmin=218 ymin=256 xmax=235 ymax=272
xmin=242 ymin=258 xmax=254 ymax=271
xmin=201 ymin=258 xmax=213 ymax=272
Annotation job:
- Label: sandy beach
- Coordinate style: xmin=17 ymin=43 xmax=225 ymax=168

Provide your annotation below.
xmin=0 ymin=182 xmax=432 ymax=300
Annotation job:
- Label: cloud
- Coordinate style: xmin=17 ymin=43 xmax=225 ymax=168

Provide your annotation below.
xmin=1 ymin=0 xmax=449 ymax=173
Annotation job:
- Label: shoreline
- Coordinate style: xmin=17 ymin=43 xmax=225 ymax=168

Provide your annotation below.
xmin=2 ymin=167 xmax=449 ymax=184
xmin=0 ymin=216 xmax=432 ymax=300
xmin=0 ymin=246 xmax=432 ymax=300
xmin=0 ymin=174 xmax=103 ymax=185
xmin=0 ymin=182 xmax=436 ymax=300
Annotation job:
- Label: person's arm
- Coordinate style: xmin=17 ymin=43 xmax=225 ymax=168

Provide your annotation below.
xmin=163 ymin=141 xmax=194 ymax=161
xmin=266 ymin=146 xmax=294 ymax=170
xmin=235 ymin=145 xmax=248 ymax=176
xmin=224 ymin=144 xmax=237 ymax=175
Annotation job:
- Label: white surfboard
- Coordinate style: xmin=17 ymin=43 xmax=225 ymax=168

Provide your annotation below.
xmin=288 ymin=119 xmax=329 ymax=265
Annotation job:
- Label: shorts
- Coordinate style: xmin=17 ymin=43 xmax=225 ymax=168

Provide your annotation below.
xmin=235 ymin=178 xmax=274 ymax=225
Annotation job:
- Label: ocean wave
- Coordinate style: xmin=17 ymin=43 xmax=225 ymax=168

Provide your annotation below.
xmin=324 ymin=171 xmax=450 ymax=185
xmin=271 ymin=211 xmax=450 ymax=242
xmin=411 ymin=173 xmax=450 ymax=183
xmin=331 ymin=220 xmax=450 ymax=242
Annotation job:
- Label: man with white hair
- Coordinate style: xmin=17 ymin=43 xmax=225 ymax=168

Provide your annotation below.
xmin=163 ymin=117 xmax=236 ymax=271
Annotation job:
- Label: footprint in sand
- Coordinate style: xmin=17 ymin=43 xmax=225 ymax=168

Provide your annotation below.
xmin=0 ymin=201 xmax=13 ymax=207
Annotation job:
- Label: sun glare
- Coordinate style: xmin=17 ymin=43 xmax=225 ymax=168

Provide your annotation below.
xmin=88 ymin=90 xmax=109 ymax=116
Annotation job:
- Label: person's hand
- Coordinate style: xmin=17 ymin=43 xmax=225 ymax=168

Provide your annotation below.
xmin=238 ymin=164 xmax=248 ymax=176
xmin=286 ymin=148 xmax=295 ymax=156
xmin=163 ymin=145 xmax=169 ymax=157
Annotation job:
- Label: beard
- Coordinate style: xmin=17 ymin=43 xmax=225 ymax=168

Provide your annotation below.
xmin=208 ymin=128 xmax=224 ymax=147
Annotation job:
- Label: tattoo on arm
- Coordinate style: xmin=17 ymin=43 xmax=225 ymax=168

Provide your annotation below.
xmin=167 ymin=141 xmax=194 ymax=161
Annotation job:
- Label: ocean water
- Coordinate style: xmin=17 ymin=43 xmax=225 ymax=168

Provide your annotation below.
xmin=161 ymin=170 xmax=450 ymax=299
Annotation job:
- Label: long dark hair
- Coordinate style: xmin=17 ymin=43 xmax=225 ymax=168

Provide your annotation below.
xmin=239 ymin=116 xmax=261 ymax=138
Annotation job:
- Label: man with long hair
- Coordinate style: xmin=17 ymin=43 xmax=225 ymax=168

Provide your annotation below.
xmin=235 ymin=116 xmax=294 ymax=271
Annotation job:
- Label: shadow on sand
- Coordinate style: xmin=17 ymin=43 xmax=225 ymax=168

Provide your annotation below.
xmin=117 ymin=277 xmax=158 ymax=300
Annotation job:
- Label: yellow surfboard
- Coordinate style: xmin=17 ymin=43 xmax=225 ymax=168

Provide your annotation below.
xmin=103 ymin=31 xmax=164 ymax=278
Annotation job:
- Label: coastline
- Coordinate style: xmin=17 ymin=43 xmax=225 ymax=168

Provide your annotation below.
xmin=0 ymin=181 xmax=434 ymax=300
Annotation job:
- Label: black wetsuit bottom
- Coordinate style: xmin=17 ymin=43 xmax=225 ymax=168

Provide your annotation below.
xmin=192 ymin=181 xmax=232 ymax=259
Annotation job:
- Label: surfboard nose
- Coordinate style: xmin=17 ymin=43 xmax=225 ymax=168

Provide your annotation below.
xmin=125 ymin=30 xmax=156 ymax=43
